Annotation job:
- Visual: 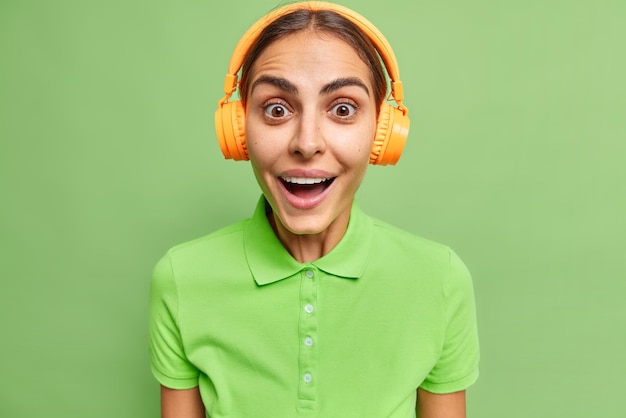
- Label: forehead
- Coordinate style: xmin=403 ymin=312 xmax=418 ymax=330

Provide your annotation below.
xmin=248 ymin=30 xmax=374 ymax=89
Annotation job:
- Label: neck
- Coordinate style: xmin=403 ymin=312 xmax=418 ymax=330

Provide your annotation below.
xmin=268 ymin=207 xmax=351 ymax=264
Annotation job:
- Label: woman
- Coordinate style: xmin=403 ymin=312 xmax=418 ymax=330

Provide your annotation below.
xmin=150 ymin=2 xmax=479 ymax=417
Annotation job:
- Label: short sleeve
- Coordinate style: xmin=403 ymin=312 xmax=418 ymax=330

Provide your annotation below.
xmin=149 ymin=253 xmax=199 ymax=389
xmin=420 ymin=249 xmax=480 ymax=393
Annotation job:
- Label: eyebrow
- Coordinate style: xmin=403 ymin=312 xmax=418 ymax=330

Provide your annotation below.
xmin=319 ymin=77 xmax=370 ymax=97
xmin=250 ymin=76 xmax=298 ymax=96
xmin=250 ymin=75 xmax=370 ymax=97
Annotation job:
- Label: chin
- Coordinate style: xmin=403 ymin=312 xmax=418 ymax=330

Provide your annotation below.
xmin=275 ymin=209 xmax=334 ymax=236
xmin=274 ymin=197 xmax=353 ymax=238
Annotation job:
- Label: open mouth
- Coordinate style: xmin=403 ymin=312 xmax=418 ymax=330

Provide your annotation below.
xmin=280 ymin=176 xmax=336 ymax=199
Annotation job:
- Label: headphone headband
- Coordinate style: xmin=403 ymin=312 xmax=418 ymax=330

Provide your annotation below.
xmin=221 ymin=1 xmax=407 ymax=114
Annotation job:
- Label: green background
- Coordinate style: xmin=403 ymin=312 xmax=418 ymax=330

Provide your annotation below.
xmin=1 ymin=0 xmax=624 ymax=416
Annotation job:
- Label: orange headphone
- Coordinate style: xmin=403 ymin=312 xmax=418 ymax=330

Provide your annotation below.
xmin=215 ymin=1 xmax=410 ymax=166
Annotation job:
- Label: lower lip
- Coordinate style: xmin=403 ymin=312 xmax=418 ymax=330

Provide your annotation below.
xmin=277 ymin=178 xmax=335 ymax=210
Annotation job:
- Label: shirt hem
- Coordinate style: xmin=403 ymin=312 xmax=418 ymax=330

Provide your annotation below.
xmin=151 ymin=365 xmax=199 ymax=390
xmin=419 ymin=368 xmax=479 ymax=394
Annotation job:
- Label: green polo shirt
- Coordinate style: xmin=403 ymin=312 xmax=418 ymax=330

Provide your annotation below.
xmin=150 ymin=196 xmax=479 ymax=417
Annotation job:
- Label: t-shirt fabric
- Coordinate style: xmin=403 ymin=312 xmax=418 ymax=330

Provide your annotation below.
xmin=150 ymin=196 xmax=479 ymax=417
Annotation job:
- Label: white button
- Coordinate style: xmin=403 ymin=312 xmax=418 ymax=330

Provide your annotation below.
xmin=304 ymin=304 xmax=314 ymax=314
xmin=303 ymin=373 xmax=313 ymax=383
xmin=305 ymin=269 xmax=314 ymax=278
xmin=304 ymin=337 xmax=314 ymax=347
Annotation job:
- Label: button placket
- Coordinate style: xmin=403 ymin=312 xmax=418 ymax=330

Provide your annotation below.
xmin=297 ymin=267 xmax=319 ymax=410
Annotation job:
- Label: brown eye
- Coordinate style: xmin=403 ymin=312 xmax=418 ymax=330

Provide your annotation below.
xmin=265 ymin=104 xmax=290 ymax=119
xmin=330 ymin=103 xmax=356 ymax=119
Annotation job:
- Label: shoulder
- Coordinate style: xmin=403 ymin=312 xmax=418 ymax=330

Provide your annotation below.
xmin=168 ymin=218 xmax=248 ymax=257
xmin=366 ymin=215 xmax=472 ymax=289
xmin=152 ymin=217 xmax=251 ymax=284
xmin=168 ymin=218 xmax=249 ymax=265
xmin=369 ymin=216 xmax=453 ymax=263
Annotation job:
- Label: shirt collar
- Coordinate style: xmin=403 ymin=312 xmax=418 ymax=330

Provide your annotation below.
xmin=244 ymin=196 xmax=374 ymax=286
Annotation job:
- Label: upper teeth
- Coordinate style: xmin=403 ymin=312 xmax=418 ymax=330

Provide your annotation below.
xmin=281 ymin=176 xmax=330 ymax=185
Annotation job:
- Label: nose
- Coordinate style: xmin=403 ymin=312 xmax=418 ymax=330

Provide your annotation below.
xmin=289 ymin=111 xmax=326 ymax=159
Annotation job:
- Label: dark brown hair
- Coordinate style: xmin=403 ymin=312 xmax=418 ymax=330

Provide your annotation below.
xmin=239 ymin=8 xmax=387 ymax=109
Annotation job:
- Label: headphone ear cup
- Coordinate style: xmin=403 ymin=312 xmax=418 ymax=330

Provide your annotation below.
xmin=215 ymin=100 xmax=248 ymax=160
xmin=371 ymin=104 xmax=410 ymax=165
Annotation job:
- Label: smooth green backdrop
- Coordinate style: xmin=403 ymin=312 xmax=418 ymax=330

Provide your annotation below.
xmin=1 ymin=0 xmax=624 ymax=416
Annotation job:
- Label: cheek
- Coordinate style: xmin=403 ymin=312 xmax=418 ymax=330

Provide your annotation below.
xmin=337 ymin=121 xmax=377 ymax=163
xmin=245 ymin=116 xmax=265 ymax=162
xmin=246 ymin=129 xmax=280 ymax=181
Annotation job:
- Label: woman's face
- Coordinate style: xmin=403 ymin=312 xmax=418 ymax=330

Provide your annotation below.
xmin=245 ymin=30 xmax=378 ymax=237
